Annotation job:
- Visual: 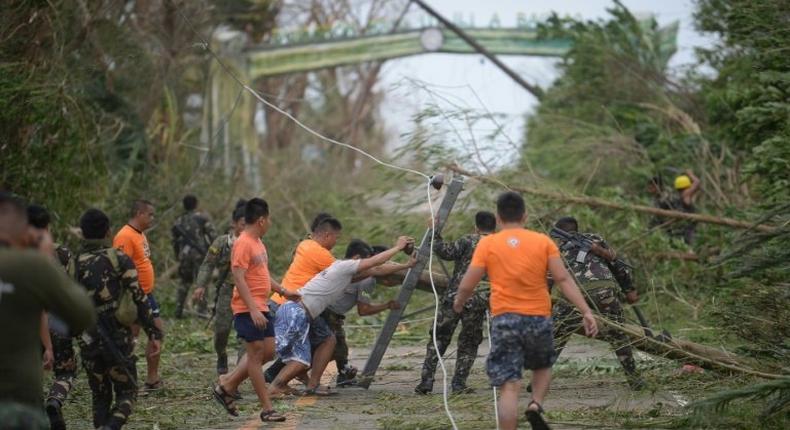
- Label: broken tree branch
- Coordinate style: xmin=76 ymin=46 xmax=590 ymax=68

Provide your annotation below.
xmin=379 ymin=269 xmax=784 ymax=379
xmin=448 ymin=165 xmax=777 ymax=233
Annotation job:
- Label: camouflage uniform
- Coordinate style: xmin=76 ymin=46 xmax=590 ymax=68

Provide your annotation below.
xmin=172 ymin=210 xmax=216 ymax=317
xmin=72 ymin=239 xmax=163 ymax=430
xmin=550 ymin=232 xmax=642 ymax=386
xmin=195 ymin=233 xmax=236 ymax=372
xmin=45 ymin=245 xmax=78 ymax=416
xmin=417 ymin=233 xmax=488 ymax=393
xmin=666 ymin=196 xmax=696 ymax=245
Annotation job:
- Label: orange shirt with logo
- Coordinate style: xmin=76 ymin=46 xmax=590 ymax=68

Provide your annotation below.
xmin=470 ymin=228 xmax=559 ymax=317
xmin=270 ymin=239 xmax=335 ymax=304
xmin=113 ymin=224 xmax=155 ymax=294
xmin=230 ymin=230 xmax=271 ymax=314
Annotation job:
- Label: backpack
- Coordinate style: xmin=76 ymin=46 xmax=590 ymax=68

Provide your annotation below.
xmin=69 ymin=248 xmax=137 ymax=327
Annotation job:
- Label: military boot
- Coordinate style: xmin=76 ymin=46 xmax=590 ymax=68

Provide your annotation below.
xmin=414 ymin=379 xmax=433 ymax=395
xmin=45 ymin=398 xmax=66 ymax=430
xmin=336 ymin=365 xmax=358 ymax=387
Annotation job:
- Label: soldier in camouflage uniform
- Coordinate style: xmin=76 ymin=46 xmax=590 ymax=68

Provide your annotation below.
xmin=192 ymin=204 xmax=246 ymax=374
xmin=26 ymin=204 xmax=78 ymax=430
xmin=172 ymin=195 xmax=216 ymax=318
xmin=549 ymin=216 xmax=644 ymax=390
xmin=416 ymin=211 xmax=496 ymax=395
xmin=73 ymin=209 xmax=163 ymax=430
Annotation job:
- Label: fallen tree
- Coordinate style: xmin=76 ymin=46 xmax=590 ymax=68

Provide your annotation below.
xmin=448 ymin=165 xmax=777 ymax=233
xmin=377 ymin=269 xmax=784 ymax=379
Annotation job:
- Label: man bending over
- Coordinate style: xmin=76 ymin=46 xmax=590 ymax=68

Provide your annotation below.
xmin=270 ymin=235 xmax=415 ymax=396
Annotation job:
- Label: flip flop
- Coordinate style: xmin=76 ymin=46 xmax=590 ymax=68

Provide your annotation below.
xmin=525 ymin=400 xmax=551 ymax=430
xmin=260 ymin=410 xmax=287 ymax=422
xmin=212 ymin=384 xmax=239 ymax=417
xmin=300 ymin=387 xmax=339 ymax=397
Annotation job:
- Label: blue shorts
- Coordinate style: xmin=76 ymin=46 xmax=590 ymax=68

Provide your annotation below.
xmin=234 ymin=312 xmax=275 ymax=342
xmin=147 ymin=294 xmax=160 ymax=318
xmin=274 ymin=302 xmax=311 ymax=366
xmin=487 ymin=313 xmax=555 ymax=387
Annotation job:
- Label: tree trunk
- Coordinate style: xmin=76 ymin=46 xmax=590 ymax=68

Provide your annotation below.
xmin=449 ymin=165 xmax=777 ymax=233
xmin=376 ymin=269 xmax=783 ymax=379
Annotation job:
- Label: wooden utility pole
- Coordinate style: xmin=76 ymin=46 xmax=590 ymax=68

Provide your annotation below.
xmin=358 ymin=176 xmax=465 ymax=389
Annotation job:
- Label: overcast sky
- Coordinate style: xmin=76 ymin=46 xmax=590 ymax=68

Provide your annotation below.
xmin=376 ymin=0 xmax=715 ymax=166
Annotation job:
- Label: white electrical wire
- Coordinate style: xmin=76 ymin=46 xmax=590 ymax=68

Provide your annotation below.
xmin=253 ymin=82 xmax=458 ymax=430
xmin=427 ymin=182 xmax=459 ymax=430
xmin=486 ymin=310 xmax=500 ymax=430
xmin=175 ymin=9 xmax=459 ymax=429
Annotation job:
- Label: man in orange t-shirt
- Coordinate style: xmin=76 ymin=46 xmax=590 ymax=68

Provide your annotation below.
xmin=113 ymin=199 xmax=164 ymax=390
xmin=263 ymin=213 xmax=341 ymax=382
xmin=213 ymin=198 xmax=299 ymax=423
xmin=269 ymin=213 xmax=341 ymax=305
xmin=454 ymin=192 xmax=598 ymax=430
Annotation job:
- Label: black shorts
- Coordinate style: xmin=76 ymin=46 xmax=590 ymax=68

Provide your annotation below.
xmin=234 ymin=312 xmax=275 ymax=342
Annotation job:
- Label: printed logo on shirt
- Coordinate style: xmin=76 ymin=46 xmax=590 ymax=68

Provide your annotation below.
xmin=507 ymin=237 xmax=520 ymax=248
xmin=142 ymin=237 xmax=151 ymax=258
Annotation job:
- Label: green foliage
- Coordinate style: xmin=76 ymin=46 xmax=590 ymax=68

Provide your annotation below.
xmin=694 ymin=0 xmax=790 ymax=203
xmin=525 ymin=2 xmax=695 ymax=193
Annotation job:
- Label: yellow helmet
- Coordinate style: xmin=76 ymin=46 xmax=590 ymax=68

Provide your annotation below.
xmin=674 ymin=175 xmax=692 ymax=190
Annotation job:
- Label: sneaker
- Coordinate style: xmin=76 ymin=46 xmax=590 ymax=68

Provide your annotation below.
xmin=216 ymin=354 xmax=228 ymax=375
xmin=45 ymin=399 xmax=66 ymax=430
xmin=414 ymin=380 xmax=433 ymax=395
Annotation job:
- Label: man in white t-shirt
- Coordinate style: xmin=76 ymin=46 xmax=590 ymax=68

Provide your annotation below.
xmin=270 ymin=236 xmax=414 ymax=396
xmin=323 ymin=239 xmax=416 ymax=386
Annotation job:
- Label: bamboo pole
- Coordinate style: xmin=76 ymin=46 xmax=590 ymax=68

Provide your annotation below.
xmin=449 ymin=165 xmax=777 ymax=233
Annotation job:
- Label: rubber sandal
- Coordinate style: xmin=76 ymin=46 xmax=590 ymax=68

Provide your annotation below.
xmin=212 ymin=384 xmax=239 ymax=417
xmin=260 ymin=409 xmax=286 ymax=422
xmin=301 ymin=387 xmax=338 ymax=397
xmin=525 ymin=400 xmax=551 ymax=430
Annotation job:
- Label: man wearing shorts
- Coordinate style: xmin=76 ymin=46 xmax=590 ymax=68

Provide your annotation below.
xmin=212 ymin=198 xmax=300 ymax=423
xmin=264 ymin=213 xmax=342 ymax=382
xmin=269 ymin=235 xmax=414 ymax=396
xmin=454 ymin=192 xmax=598 ymax=430
xmin=113 ymin=199 xmax=164 ymax=391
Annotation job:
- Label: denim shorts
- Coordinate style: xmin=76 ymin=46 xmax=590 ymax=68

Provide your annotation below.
xmin=487 ymin=313 xmax=555 ymax=387
xmin=274 ymin=302 xmax=311 ymax=366
xmin=233 ymin=311 xmax=275 ymax=342
xmin=146 ymin=293 xmax=161 ymax=318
